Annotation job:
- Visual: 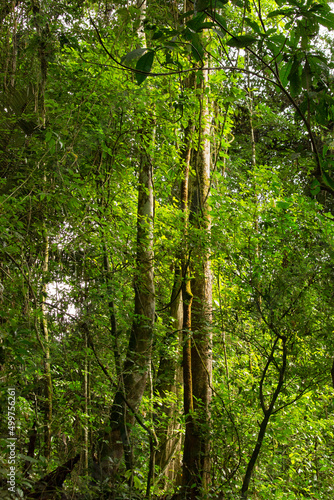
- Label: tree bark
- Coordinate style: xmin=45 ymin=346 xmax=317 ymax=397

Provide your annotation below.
xmin=155 ymin=265 xmax=183 ymax=483
xmin=41 ymin=229 xmax=52 ymax=462
xmin=182 ymin=67 xmax=213 ymax=495
xmin=186 ymin=68 xmax=213 ymax=493
xmin=241 ymin=336 xmax=287 ymax=499
xmin=98 ymin=150 xmax=155 ymax=479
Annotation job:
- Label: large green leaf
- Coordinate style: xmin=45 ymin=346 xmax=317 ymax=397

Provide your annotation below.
xmin=195 ymin=0 xmax=228 ymax=9
xmin=309 ymin=3 xmax=330 ymax=14
xmin=186 ymin=12 xmax=206 ymax=31
xmin=208 ymin=10 xmax=227 ymax=31
xmin=191 ymin=33 xmax=205 ymax=61
xmin=195 ymin=0 xmax=212 ymax=10
xmin=310 ymin=179 xmax=321 ymax=196
xmin=245 ymin=17 xmax=262 ymax=33
xmin=179 ymin=10 xmax=195 ymax=21
xmin=227 ymin=35 xmax=257 ymax=48
xmin=287 ymin=58 xmax=302 ymax=97
xmin=267 ymin=8 xmax=295 ymax=18
xmin=212 ymin=28 xmax=226 ymax=38
xmin=266 ymin=34 xmax=286 ymax=57
xmin=322 ymin=170 xmax=334 ymax=192
xmin=135 ymin=51 xmax=155 ymax=85
xmin=314 ymin=12 xmax=334 ymax=29
xmin=122 ymin=47 xmax=148 ymax=64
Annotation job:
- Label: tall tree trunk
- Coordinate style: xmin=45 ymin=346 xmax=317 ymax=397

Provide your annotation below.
xmin=32 ymin=0 xmax=48 ymax=126
xmin=98 ymin=149 xmax=155 ymax=478
xmin=155 ymin=265 xmax=183 ymax=483
xmin=83 ymin=329 xmax=89 ymax=474
xmin=41 ymin=228 xmax=52 ymax=461
xmin=10 ymin=4 xmax=17 ymax=88
xmin=182 ymin=69 xmax=213 ymax=497
xmin=95 ymin=1 xmax=155 ymax=482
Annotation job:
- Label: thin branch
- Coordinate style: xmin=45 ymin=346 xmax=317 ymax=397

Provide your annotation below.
xmin=259 ymin=337 xmax=279 ymax=414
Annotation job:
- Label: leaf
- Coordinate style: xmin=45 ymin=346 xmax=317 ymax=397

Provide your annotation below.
xmin=186 ymin=12 xmax=206 ymax=31
xmin=191 ymin=33 xmax=204 ymax=61
xmin=309 ymin=3 xmax=329 ymax=14
xmin=310 ymin=179 xmax=321 ymax=196
xmin=45 ymin=130 xmax=52 ymax=142
xmin=18 ymin=454 xmax=39 ymax=464
xmin=227 ymin=35 xmax=257 ymax=48
xmin=135 ymin=51 xmax=154 ymax=85
xmin=322 ymin=170 xmax=334 ymax=192
xmin=121 ymin=48 xmax=148 ymax=64
xmin=269 ymin=34 xmax=286 ymax=45
xmin=266 ymin=41 xmax=280 ymax=57
xmin=266 ymin=35 xmax=286 ymax=58
xmin=195 ymin=0 xmax=212 ymax=10
xmin=209 ymin=10 xmax=227 ymax=31
xmin=287 ymin=58 xmax=302 ymax=97
xmin=199 ymin=22 xmax=215 ymax=29
xmin=245 ymin=17 xmax=262 ymax=33
xmin=231 ymin=0 xmax=249 ymax=8
xmin=133 ymin=475 xmax=142 ymax=489
xmin=279 ymin=60 xmax=293 ymax=87
xmin=179 ymin=10 xmax=194 ymax=21
xmin=314 ymin=12 xmax=334 ymax=29
xmin=212 ymin=28 xmax=226 ymax=38
xmin=323 ymin=144 xmax=329 ymax=158
xmin=196 ymin=0 xmax=228 ymax=9
xmin=268 ymin=8 xmax=295 ymax=18
xmin=152 ymin=30 xmax=164 ymax=40
xmin=277 ymin=200 xmax=290 ymax=209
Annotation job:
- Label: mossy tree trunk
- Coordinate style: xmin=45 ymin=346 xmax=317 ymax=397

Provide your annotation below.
xmin=182 ymin=69 xmax=213 ymax=498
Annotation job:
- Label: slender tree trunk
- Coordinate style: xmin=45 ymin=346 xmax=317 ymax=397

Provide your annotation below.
xmin=181 ymin=69 xmax=213 ymax=497
xmin=24 ymin=420 xmax=37 ymax=476
xmin=32 ymin=0 xmax=48 ymax=126
xmin=83 ymin=329 xmax=89 ymax=474
xmin=155 ymin=265 xmax=183 ymax=483
xmin=41 ymin=229 xmax=52 ymax=461
xmin=95 ymin=2 xmax=155 ymax=482
xmin=179 ymin=102 xmax=197 ymax=494
xmin=10 ymin=4 xmax=17 ymax=88
xmin=98 ymin=149 xmax=155 ymax=479
xmin=241 ymin=336 xmax=287 ymax=498
xmin=103 ymin=244 xmax=122 ymax=379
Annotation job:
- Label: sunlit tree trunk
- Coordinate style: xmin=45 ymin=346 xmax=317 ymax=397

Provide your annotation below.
xmin=180 ymin=107 xmax=196 ymax=494
xmin=182 ymin=69 xmax=213 ymax=496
